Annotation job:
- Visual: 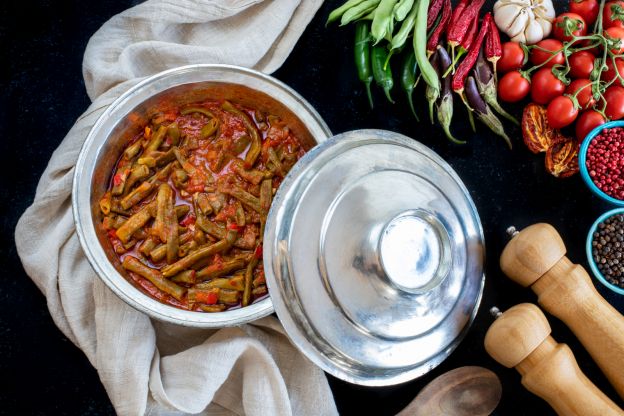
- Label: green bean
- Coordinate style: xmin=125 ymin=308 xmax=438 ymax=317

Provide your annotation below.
xmin=267 ymin=147 xmax=284 ymax=176
xmin=124 ymin=164 xmax=150 ymax=195
xmin=151 ymin=232 xmax=192 ymax=262
xmin=111 ymin=158 xmax=133 ymax=196
xmin=194 ymin=228 xmax=206 ymax=245
xmin=200 ymin=118 xmax=219 ymax=139
xmin=116 ymin=201 xmax=156 ymax=244
xmin=188 ymin=287 xmax=220 ymax=305
xmin=354 ymin=21 xmax=374 ymax=109
xmin=137 ymin=156 xmax=156 ymax=167
xmin=252 ymin=285 xmax=267 ymax=297
xmin=154 ymin=148 xmax=176 ymax=167
xmin=139 ymin=237 xmax=158 ymax=257
xmin=174 ymin=205 xmax=190 ymax=219
xmin=199 ymin=304 xmax=226 ymax=312
xmin=235 ymin=202 xmax=246 ymax=227
xmin=145 ymin=125 xmax=167 ymax=153
xmin=218 ymin=289 xmax=241 ymax=305
xmin=99 ymin=192 xmax=112 ymax=215
xmin=196 ymin=258 xmax=248 ymax=281
xmin=147 ymin=163 xmax=173 ymax=185
xmin=242 ymin=254 xmax=260 ymax=307
xmin=221 ymin=101 xmax=260 ymax=168
xmin=161 ymin=230 xmax=237 ymax=277
xmin=413 ymin=0 xmax=439 ymax=96
xmin=170 ymin=270 xmax=196 ymax=284
xmin=153 ymin=184 xmax=171 ymax=242
xmin=167 ymin=123 xmax=180 ymax=146
xmin=327 ymin=0 xmax=367 ymax=25
xmin=122 ymin=256 xmax=186 ymax=301
xmin=371 ymin=0 xmax=398 ymax=43
xmin=393 ymin=0 xmax=414 ymax=21
xmin=196 ymin=215 xmax=226 ymax=239
xmin=172 ymin=147 xmax=197 ymax=176
xmin=120 ymin=181 xmax=155 ymax=210
xmin=341 ymin=0 xmax=379 ymax=26
xmin=124 ymin=140 xmax=143 ymax=160
xmin=372 ymin=45 xmax=395 ymax=103
xmin=194 ymin=193 xmax=213 ymax=216
xmin=172 ymin=168 xmax=188 ymax=189
xmin=178 ymin=240 xmax=198 ymax=258
xmin=162 ymin=184 xmax=178 ymax=264
xmin=230 ymin=159 xmax=266 ymax=185
xmin=260 ymin=179 xmax=273 ymax=214
xmin=231 ymin=135 xmax=251 ymax=155
xmin=197 ymin=276 xmax=245 ymax=291
xmin=391 ymin=1 xmax=418 ymax=51
xmin=181 ymin=107 xmax=215 ymax=119
xmin=223 ymin=186 xmax=264 ymax=214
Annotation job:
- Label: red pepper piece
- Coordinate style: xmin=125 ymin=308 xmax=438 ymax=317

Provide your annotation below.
xmin=227 ymin=223 xmax=242 ymax=232
xmin=452 ymin=13 xmax=492 ymax=94
xmin=427 ymin=0 xmax=444 ymax=30
xmin=427 ymin=0 xmax=452 ymax=55
xmin=447 ymin=0 xmax=486 ymax=49
xmin=486 ymin=16 xmax=502 ymax=74
xmin=180 ymin=214 xmax=196 ymax=227
xmin=461 ymin=16 xmax=479 ymax=52
xmin=254 ymin=244 xmax=263 ymax=260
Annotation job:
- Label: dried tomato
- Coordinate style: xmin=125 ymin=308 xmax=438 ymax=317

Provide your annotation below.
xmin=545 ymin=136 xmax=580 ymax=178
xmin=522 ymin=103 xmax=561 ymax=153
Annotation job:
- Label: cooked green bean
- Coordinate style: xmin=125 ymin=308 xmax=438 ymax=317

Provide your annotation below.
xmin=161 ymin=230 xmax=237 ymax=277
xmin=124 ymin=140 xmax=143 ymax=160
xmin=181 ymin=107 xmax=215 ymax=119
xmin=196 ymin=258 xmax=248 ymax=281
xmin=112 ymin=158 xmax=133 ymax=196
xmin=194 ymin=193 xmax=213 ymax=216
xmin=171 ymin=269 xmax=196 ymax=284
xmin=188 ymin=287 xmax=220 ymax=305
xmin=200 ymin=118 xmax=219 ymax=139
xmin=242 ymin=254 xmax=259 ymax=307
xmin=230 ymin=159 xmax=266 ymax=185
xmin=172 ymin=147 xmax=198 ymax=176
xmin=196 ymin=215 xmax=226 ymax=239
xmin=124 ymin=164 xmax=150 ymax=194
xmin=222 ymin=186 xmax=263 ymax=214
xmin=267 ymin=147 xmax=284 ymax=176
xmin=221 ymin=101 xmax=260 ymax=168
xmin=174 ymin=205 xmax=190 ymax=219
xmin=199 ymin=304 xmax=226 ymax=312
xmin=122 ymin=256 xmax=186 ymax=301
xmin=260 ymin=179 xmax=273 ymax=214
xmin=231 ymin=135 xmax=251 ymax=155
xmin=163 ymin=185 xmax=178 ymax=264
xmin=167 ymin=123 xmax=180 ymax=146
xmin=252 ymin=285 xmax=267 ymax=297
xmin=153 ymin=184 xmax=171 ymax=242
xmin=116 ymin=201 xmax=156 ymax=244
xmin=120 ymin=181 xmax=154 ymax=210
xmin=196 ymin=275 xmax=245 ymax=291
xmin=218 ymin=289 xmax=241 ymax=305
xmin=178 ymin=240 xmax=198 ymax=258
xmin=139 ymin=237 xmax=158 ymax=257
xmin=145 ymin=125 xmax=167 ymax=153
xmin=99 ymin=191 xmax=112 ymax=215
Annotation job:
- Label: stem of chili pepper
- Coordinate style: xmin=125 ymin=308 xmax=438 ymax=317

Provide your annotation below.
xmin=447 ymin=0 xmax=485 ymax=72
xmin=452 ymin=13 xmax=491 ymax=95
xmin=443 ymin=16 xmax=478 ymax=78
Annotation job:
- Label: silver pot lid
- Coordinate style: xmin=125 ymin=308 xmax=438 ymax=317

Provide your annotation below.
xmin=264 ymin=129 xmax=485 ymax=386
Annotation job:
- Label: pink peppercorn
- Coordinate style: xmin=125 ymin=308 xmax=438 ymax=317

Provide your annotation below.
xmin=587 ymin=127 xmax=624 ymax=200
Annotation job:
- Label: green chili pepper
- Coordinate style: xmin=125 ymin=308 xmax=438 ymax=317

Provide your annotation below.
xmin=372 ymin=45 xmax=395 ymax=103
xmin=355 ymin=22 xmax=374 ymax=109
xmin=401 ymin=52 xmax=419 ymax=120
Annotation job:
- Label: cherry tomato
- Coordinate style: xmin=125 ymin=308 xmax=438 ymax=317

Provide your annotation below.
xmin=604 ymin=1 xmax=624 ymax=29
xmin=576 ymin=110 xmax=606 ymax=141
xmin=602 ymin=58 xmax=624 ymax=86
xmin=498 ymin=42 xmax=526 ymax=73
xmin=530 ymin=39 xmax=565 ymax=68
xmin=570 ymin=0 xmax=599 ymax=25
xmin=604 ymin=85 xmax=624 ymax=119
xmin=605 ymin=26 xmax=624 ymax=54
xmin=547 ymin=96 xmax=579 ymax=129
xmin=498 ymin=71 xmax=531 ymax=102
xmin=531 ymin=68 xmax=566 ymax=105
xmin=553 ymin=13 xmax=587 ymax=43
xmin=569 ymin=51 xmax=595 ymax=79
xmin=566 ymin=79 xmax=596 ymax=109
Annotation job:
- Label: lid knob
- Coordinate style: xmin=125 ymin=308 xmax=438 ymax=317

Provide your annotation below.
xmin=379 ymin=210 xmax=451 ymax=293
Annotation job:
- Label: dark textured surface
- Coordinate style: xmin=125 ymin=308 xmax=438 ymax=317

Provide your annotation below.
xmin=2 ymin=0 xmax=623 ymax=415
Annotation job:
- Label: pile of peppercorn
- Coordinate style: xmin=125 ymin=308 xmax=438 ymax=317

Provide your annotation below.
xmin=592 ymin=214 xmax=624 ymax=288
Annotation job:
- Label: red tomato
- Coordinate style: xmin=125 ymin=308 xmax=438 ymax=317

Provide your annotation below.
xmin=498 ymin=71 xmax=531 ymax=102
xmin=553 ymin=13 xmax=587 ymax=42
xmin=604 ymin=1 xmax=624 ymax=29
xmin=547 ymin=96 xmax=579 ymax=129
xmin=531 ymin=68 xmax=566 ymax=105
xmin=498 ymin=42 xmax=526 ymax=73
xmin=602 ymin=58 xmax=624 ymax=85
xmin=570 ymin=0 xmax=599 ymax=25
xmin=569 ymin=51 xmax=595 ymax=79
xmin=605 ymin=26 xmax=624 ymax=54
xmin=530 ymin=39 xmax=565 ymax=68
xmin=576 ymin=110 xmax=606 ymax=141
xmin=604 ymin=85 xmax=624 ymax=119
xmin=566 ymin=79 xmax=596 ymax=109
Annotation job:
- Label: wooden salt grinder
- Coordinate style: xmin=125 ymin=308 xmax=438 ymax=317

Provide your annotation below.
xmin=484 ymin=304 xmax=623 ymax=416
xmin=501 ymin=223 xmax=624 ymax=400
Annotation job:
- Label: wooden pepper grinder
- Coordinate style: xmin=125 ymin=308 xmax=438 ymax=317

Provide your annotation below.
xmin=484 ymin=303 xmax=624 ymax=416
xmin=501 ymin=223 xmax=624 ymax=400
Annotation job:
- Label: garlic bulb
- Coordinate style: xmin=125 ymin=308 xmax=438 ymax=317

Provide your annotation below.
xmin=494 ymin=0 xmax=555 ymax=44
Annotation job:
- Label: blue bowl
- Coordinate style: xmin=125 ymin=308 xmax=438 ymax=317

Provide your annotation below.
xmin=579 ymin=120 xmax=624 ymax=206
xmin=586 ymin=208 xmax=624 ymax=295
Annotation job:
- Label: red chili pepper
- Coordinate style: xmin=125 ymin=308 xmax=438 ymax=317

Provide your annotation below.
xmin=486 ymin=16 xmax=502 ymax=74
xmin=447 ymin=0 xmax=486 ymax=49
xmin=452 ymin=13 xmax=492 ymax=94
xmin=427 ymin=0 xmax=452 ymax=55
xmin=461 ymin=17 xmax=479 ymax=52
xmin=427 ymin=0 xmax=444 ymax=30
xmin=446 ymin=0 xmax=469 ymax=43
xmin=254 ymin=244 xmax=263 ymax=260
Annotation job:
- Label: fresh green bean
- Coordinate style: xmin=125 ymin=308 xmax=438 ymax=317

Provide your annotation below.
xmin=372 ymin=45 xmax=395 ymax=103
xmin=371 ymin=0 xmax=398 ymax=43
xmin=122 ymin=256 xmax=186 ymax=301
xmin=391 ymin=1 xmax=418 ymax=51
xmin=393 ymin=0 xmax=414 ymax=21
xmin=354 ymin=21 xmax=374 ymax=109
xmin=413 ymin=0 xmax=439 ymax=96
xmin=221 ymin=101 xmax=261 ymax=168
xmin=327 ymin=0 xmax=367 ymax=25
xmin=341 ymin=0 xmax=379 ymax=26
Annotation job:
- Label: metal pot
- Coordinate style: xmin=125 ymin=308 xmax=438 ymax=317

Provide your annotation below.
xmin=73 ymin=64 xmax=331 ymax=327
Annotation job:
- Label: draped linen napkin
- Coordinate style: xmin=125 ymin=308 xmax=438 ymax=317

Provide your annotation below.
xmin=15 ymin=1 xmax=338 ymax=414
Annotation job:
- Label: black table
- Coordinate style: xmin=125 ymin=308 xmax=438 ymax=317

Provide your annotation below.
xmin=2 ymin=0 xmax=622 ymax=414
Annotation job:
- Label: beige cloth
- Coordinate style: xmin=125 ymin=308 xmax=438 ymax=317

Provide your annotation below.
xmin=15 ymin=1 xmax=338 ymax=415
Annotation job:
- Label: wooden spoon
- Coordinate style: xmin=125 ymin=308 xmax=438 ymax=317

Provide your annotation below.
xmin=396 ymin=366 xmax=502 ymax=416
